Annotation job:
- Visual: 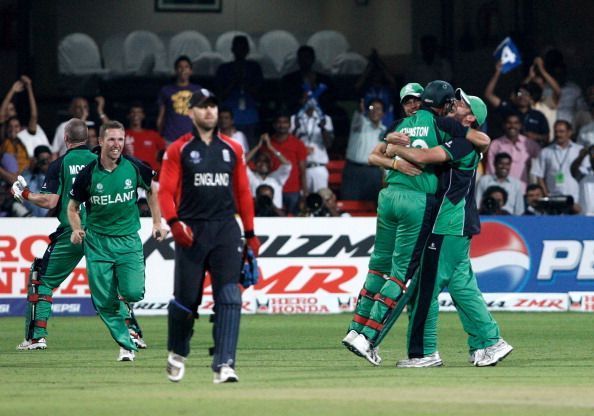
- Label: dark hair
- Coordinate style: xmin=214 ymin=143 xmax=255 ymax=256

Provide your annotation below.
xmin=99 ymin=120 xmax=125 ymax=138
xmin=273 ymin=110 xmax=292 ymax=122
xmin=484 ymin=185 xmax=508 ymax=204
xmin=6 ymin=115 xmax=21 ymax=125
xmin=297 ymin=45 xmax=315 ymax=57
xmin=367 ymin=98 xmax=385 ymax=110
xmin=65 ymin=118 xmax=88 ymax=143
xmin=494 ymin=152 xmax=512 ymax=164
xmin=554 ymin=119 xmax=572 ymax=130
xmin=129 ymin=101 xmax=145 ymax=111
xmin=518 ymin=82 xmax=543 ymax=102
xmin=219 ymin=106 xmax=234 ymax=117
xmin=526 ymin=184 xmax=544 ymax=193
xmin=256 ymin=184 xmax=274 ymax=196
xmin=174 ymin=55 xmax=192 ymax=69
xmin=33 ymin=145 xmax=51 ymax=158
xmin=504 ymin=113 xmax=521 ymax=123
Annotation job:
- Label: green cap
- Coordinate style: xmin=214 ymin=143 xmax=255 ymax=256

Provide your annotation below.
xmin=399 ymin=83 xmax=424 ymax=103
xmin=455 ymin=88 xmax=487 ymax=126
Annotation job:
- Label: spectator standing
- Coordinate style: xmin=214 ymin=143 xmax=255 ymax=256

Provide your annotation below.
xmin=215 ymin=36 xmax=263 ymax=148
xmin=20 ymin=145 xmax=51 ymax=217
xmin=523 ymin=57 xmax=561 ymax=142
xmin=531 ymin=120 xmax=582 ymax=209
xmin=291 ymin=101 xmax=334 ymax=193
xmin=52 ymin=97 xmax=96 ymax=158
xmin=264 ymin=113 xmax=308 ymax=215
xmin=124 ymin=103 xmax=167 ymax=171
xmin=245 ymin=134 xmax=291 ymax=210
xmin=218 ymin=107 xmax=249 ymax=154
xmin=1 ymin=76 xmax=50 ymax=157
xmin=341 ymin=98 xmax=386 ymax=201
xmin=157 ymin=56 xmax=202 ymax=143
xmin=476 ymin=152 xmax=524 ymax=215
xmin=570 ymin=145 xmax=594 ymax=215
xmin=486 ymin=114 xmax=541 ymax=191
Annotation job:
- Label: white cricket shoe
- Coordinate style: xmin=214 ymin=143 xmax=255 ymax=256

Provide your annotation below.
xmin=166 ymin=352 xmax=186 ymax=382
xmin=474 ymin=339 xmax=513 ymax=367
xmin=117 ymin=347 xmax=135 ymax=362
xmin=213 ymin=364 xmax=239 ymax=384
xmin=396 ymin=351 xmax=443 ymax=368
xmin=350 ymin=334 xmax=382 ymax=366
xmin=342 ymin=330 xmax=363 ymax=357
xmin=129 ymin=329 xmax=147 ymax=349
xmin=16 ymin=338 xmax=47 ymax=351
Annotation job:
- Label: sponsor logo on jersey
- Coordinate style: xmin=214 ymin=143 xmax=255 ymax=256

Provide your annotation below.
xmin=124 ymin=178 xmax=133 ymax=190
xmin=96 ymin=183 xmax=104 ymax=193
xmin=189 ymin=150 xmax=201 ymax=164
xmin=194 ymin=172 xmax=229 ymax=187
xmin=444 ymin=140 xmax=453 ymax=148
xmin=470 ymin=221 xmax=530 ymax=292
xmin=90 ymin=190 xmax=135 ymax=205
xmin=222 ymin=149 xmax=231 ymax=162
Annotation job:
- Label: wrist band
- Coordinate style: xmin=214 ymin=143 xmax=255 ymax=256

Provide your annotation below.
xmin=244 ymin=230 xmax=255 ymax=239
xmin=167 ymin=218 xmax=180 ymax=226
xmin=22 ymin=188 xmax=31 ymax=200
xmin=392 ymin=159 xmax=398 ymax=171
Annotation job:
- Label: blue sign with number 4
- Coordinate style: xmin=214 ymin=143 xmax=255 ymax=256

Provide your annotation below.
xmin=493 ymin=37 xmax=522 ymax=74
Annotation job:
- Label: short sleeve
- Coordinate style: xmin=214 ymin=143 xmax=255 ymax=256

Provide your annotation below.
xmin=40 ymin=158 xmax=62 ymax=194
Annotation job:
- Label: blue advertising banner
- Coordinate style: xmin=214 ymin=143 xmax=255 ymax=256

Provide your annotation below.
xmin=472 ymin=217 xmax=594 ymax=293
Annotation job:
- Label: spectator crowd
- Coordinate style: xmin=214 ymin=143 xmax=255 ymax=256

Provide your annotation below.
xmin=2 ymin=37 xmax=594 ymax=217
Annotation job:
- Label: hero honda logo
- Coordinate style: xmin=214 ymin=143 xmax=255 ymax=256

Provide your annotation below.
xmin=470 ymin=222 xmax=530 ymax=292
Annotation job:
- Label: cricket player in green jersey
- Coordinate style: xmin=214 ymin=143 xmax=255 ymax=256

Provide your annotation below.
xmin=343 ymin=81 xmax=491 ymax=365
xmin=389 ymin=89 xmax=513 ymax=368
xmin=68 ymin=120 xmax=166 ymax=361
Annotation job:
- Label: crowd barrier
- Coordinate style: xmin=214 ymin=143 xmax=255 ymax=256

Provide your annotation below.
xmin=1 ymin=216 xmax=593 ymax=317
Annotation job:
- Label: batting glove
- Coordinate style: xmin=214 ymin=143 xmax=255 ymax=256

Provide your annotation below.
xmin=169 ymin=219 xmax=194 ymax=248
xmin=11 ymin=176 xmax=30 ymax=203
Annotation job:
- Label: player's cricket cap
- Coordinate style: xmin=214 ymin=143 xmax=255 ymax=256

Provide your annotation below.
xmin=421 ymin=80 xmax=454 ymax=107
xmin=189 ymin=88 xmax=218 ymax=108
xmin=399 ymin=83 xmax=424 ymax=103
xmin=455 ymin=88 xmax=487 ymax=126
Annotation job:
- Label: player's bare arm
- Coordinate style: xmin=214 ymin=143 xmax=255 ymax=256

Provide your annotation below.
xmin=368 ymin=142 xmax=422 ymax=176
xmin=147 ymin=180 xmax=166 ymax=241
xmin=67 ymin=199 xmax=85 ymax=244
xmin=466 ymin=129 xmax=491 ymax=154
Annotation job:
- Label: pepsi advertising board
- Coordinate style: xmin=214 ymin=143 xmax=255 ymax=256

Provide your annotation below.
xmin=1 ymin=217 xmax=594 ymax=316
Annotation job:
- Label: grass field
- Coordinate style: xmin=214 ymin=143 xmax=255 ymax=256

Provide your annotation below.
xmin=1 ymin=313 xmax=593 ymax=415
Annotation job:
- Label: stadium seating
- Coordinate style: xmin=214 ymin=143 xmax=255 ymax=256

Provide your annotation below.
xmin=214 ymin=31 xmax=257 ymax=62
xmin=331 ymin=52 xmax=368 ymax=75
xmin=123 ymin=30 xmax=168 ymax=75
xmin=168 ymin=30 xmax=212 ymax=68
xmin=58 ymin=33 xmax=107 ymax=75
xmin=327 ymin=159 xmax=345 ymax=195
xmin=101 ymin=33 xmax=127 ymax=75
xmin=307 ymin=30 xmax=350 ymax=72
xmin=337 ymin=200 xmax=377 ymax=216
xmin=258 ymin=30 xmax=300 ymax=74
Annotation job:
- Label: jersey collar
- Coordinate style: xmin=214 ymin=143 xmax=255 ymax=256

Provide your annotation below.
xmin=97 ymin=155 xmax=123 ymax=171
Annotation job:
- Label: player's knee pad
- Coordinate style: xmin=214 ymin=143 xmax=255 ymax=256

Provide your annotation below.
xmin=168 ymin=299 xmax=195 ymax=321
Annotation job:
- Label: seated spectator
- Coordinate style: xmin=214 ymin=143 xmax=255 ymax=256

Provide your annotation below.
xmin=341 ymin=98 xmax=386 ymax=201
xmin=52 ymin=97 xmax=95 ymax=158
xmin=531 ymin=120 xmax=582 ymax=213
xmin=570 ymin=145 xmax=594 ymax=215
xmin=476 ymin=152 xmax=524 ymax=215
xmin=157 ymin=56 xmax=203 ymax=143
xmin=246 ymin=134 xmax=292 ymax=211
xmin=215 ymin=36 xmax=263 ymax=148
xmin=301 ymin=188 xmax=347 ymax=217
xmin=20 ymin=145 xmax=51 ymax=217
xmin=254 ymin=184 xmax=284 ymax=217
xmin=0 ymin=151 xmax=18 ymax=183
xmin=355 ymin=49 xmax=397 ymax=127
xmin=484 ymin=62 xmax=550 ymax=144
xmin=291 ymin=98 xmax=334 ymax=193
xmin=486 ymin=113 xmax=540 ymax=191
xmin=1 ymin=116 xmax=29 ymax=174
xmin=281 ymin=45 xmax=334 ymax=115
xmin=318 ymin=187 xmax=348 ymax=217
xmin=123 ymin=102 xmax=167 ymax=171
xmin=218 ymin=107 xmax=248 ymax=153
xmin=0 ymin=76 xmax=50 ymax=157
xmin=523 ymin=184 xmax=547 ymax=215
xmin=576 ymin=85 xmax=594 ymax=148
xmin=479 ymin=186 xmax=512 ymax=215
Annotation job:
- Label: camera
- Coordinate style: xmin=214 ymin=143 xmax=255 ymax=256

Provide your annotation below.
xmin=480 ymin=196 xmax=500 ymax=215
xmin=255 ymin=194 xmax=278 ymax=217
xmin=535 ymin=195 xmax=574 ymax=215
xmin=305 ymin=193 xmax=330 ymax=217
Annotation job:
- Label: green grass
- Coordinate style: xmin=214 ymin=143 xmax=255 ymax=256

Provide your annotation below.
xmin=1 ymin=313 xmax=593 ymax=415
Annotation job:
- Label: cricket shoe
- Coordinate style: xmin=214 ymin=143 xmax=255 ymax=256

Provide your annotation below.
xmin=342 ymin=330 xmax=364 ymax=357
xmin=166 ymin=352 xmax=186 ymax=382
xmin=16 ymin=338 xmax=47 ymax=351
xmin=474 ymin=339 xmax=513 ymax=367
xmin=118 ymin=347 xmax=135 ymax=362
xmin=396 ymin=352 xmax=443 ymax=368
xmin=213 ymin=364 xmax=239 ymax=384
xmin=129 ymin=329 xmax=147 ymax=349
xmin=469 ymin=350 xmax=479 ymax=364
xmin=350 ymin=334 xmax=382 ymax=366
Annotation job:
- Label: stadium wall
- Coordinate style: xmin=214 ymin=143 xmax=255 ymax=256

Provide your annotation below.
xmin=1 ymin=217 xmax=593 ymax=317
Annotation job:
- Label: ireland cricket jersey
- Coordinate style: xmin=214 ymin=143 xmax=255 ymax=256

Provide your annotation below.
xmin=385 ymin=109 xmax=468 ymax=194
xmin=40 ymin=146 xmax=97 ymax=230
xmin=70 ymin=156 xmax=154 ymax=236
xmin=432 ymin=135 xmax=481 ymax=236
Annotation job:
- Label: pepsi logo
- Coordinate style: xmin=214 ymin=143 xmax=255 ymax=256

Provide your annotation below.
xmin=470 ymin=221 xmax=530 ymax=292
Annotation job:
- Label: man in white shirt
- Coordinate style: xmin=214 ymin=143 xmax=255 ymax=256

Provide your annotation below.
xmin=531 ymin=120 xmax=583 ymax=210
xmin=341 ymin=98 xmax=386 ymax=201
xmin=51 ymin=97 xmax=95 ymax=158
xmin=291 ymin=100 xmax=334 ymax=192
xmin=570 ymin=145 xmax=594 ymax=215
xmin=476 ymin=152 xmax=525 ymax=215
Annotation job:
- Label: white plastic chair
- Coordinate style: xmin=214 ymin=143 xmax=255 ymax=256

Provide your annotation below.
xmin=123 ymin=30 xmax=168 ymax=75
xmin=258 ymin=30 xmax=299 ymax=74
xmin=58 ymin=33 xmax=106 ymax=75
xmin=331 ymin=52 xmax=368 ymax=75
xmin=215 ymin=31 xmax=257 ymax=62
xmin=101 ymin=33 xmax=127 ymax=74
xmin=169 ymin=30 xmax=212 ymax=68
xmin=192 ymin=51 xmax=225 ymax=77
xmin=306 ymin=30 xmax=350 ymax=72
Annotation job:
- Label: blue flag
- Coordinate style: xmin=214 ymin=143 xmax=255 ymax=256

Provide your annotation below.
xmin=493 ymin=37 xmax=522 ymax=74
